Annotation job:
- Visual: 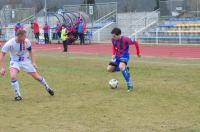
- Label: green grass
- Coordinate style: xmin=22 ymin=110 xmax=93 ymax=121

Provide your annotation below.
xmin=0 ymin=52 xmax=200 ymax=132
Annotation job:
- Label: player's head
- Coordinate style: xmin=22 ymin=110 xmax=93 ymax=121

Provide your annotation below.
xmin=62 ymin=24 xmax=66 ymax=29
xmin=16 ymin=29 xmax=27 ymax=41
xmin=111 ymin=28 xmax=121 ymax=40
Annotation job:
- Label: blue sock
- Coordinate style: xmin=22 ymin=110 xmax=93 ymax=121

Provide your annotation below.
xmin=122 ymin=68 xmax=133 ymax=87
xmin=122 ymin=69 xmax=130 ymax=82
xmin=113 ymin=67 xmax=120 ymax=72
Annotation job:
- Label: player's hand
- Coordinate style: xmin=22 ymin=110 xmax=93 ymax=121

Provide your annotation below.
xmin=33 ymin=63 xmax=38 ymax=69
xmin=112 ymin=55 xmax=116 ymax=59
xmin=0 ymin=67 xmax=6 ymax=76
xmin=130 ymin=36 xmax=135 ymax=43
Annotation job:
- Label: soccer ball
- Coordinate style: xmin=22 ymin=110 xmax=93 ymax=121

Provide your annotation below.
xmin=109 ymin=79 xmax=119 ymax=89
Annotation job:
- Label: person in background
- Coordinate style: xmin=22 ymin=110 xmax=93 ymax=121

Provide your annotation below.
xmin=75 ymin=17 xmax=81 ymax=25
xmin=43 ymin=23 xmax=49 ymax=44
xmin=77 ymin=19 xmax=86 ymax=45
xmin=61 ymin=25 xmax=68 ymax=52
xmin=55 ymin=22 xmax=61 ymax=44
xmin=32 ymin=20 xmax=40 ymax=44
xmin=53 ymin=26 xmax=57 ymax=40
xmin=14 ymin=21 xmax=23 ymax=35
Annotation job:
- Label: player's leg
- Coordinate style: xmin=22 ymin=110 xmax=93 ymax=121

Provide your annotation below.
xmin=63 ymin=40 xmax=67 ymax=52
xmin=28 ymin=72 xmax=54 ymax=96
xmin=10 ymin=68 xmax=22 ymax=101
xmin=119 ymin=61 xmax=133 ymax=91
xmin=78 ymin=33 xmax=81 ymax=44
xmin=22 ymin=61 xmax=54 ymax=96
xmin=107 ymin=57 xmax=120 ymax=72
xmin=36 ymin=33 xmax=40 ymax=44
xmin=65 ymin=40 xmax=69 ymax=52
xmin=44 ymin=33 xmax=47 ymax=44
xmin=47 ymin=33 xmax=49 ymax=43
xmin=82 ymin=33 xmax=85 ymax=44
xmin=107 ymin=65 xmax=116 ymax=72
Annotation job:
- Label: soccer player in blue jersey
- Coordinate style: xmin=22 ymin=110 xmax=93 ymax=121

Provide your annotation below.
xmin=107 ymin=28 xmax=141 ymax=92
xmin=0 ymin=30 xmax=54 ymax=101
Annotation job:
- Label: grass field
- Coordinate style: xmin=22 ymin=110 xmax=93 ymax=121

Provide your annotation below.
xmin=0 ymin=51 xmax=200 ymax=132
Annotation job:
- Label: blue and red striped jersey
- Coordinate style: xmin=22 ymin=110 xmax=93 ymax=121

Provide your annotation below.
xmin=111 ymin=36 xmax=140 ymax=57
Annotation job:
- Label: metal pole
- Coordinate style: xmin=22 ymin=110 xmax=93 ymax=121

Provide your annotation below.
xmin=156 ymin=27 xmax=159 ymax=45
xmin=179 ymin=27 xmax=181 ymax=45
xmin=197 ymin=0 xmax=199 ymax=17
xmin=170 ymin=0 xmax=172 ymax=15
xmin=44 ymin=0 xmax=47 ymax=24
xmin=116 ymin=0 xmax=118 ymax=24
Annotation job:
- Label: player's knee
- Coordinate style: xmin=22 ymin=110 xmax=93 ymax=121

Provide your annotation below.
xmin=119 ymin=65 xmax=125 ymax=71
xmin=107 ymin=66 xmax=113 ymax=72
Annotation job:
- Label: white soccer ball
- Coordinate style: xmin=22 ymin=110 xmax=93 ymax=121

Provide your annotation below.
xmin=109 ymin=79 xmax=119 ymax=89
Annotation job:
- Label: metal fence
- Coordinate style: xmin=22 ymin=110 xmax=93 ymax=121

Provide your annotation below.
xmin=129 ymin=10 xmax=160 ymax=37
xmin=12 ymin=8 xmax=35 ymax=22
xmin=63 ymin=2 xmax=117 ymax=22
xmin=0 ymin=5 xmax=35 ymax=26
xmin=134 ymin=0 xmax=200 ymax=45
xmin=137 ymin=31 xmax=200 ymax=45
xmin=160 ymin=0 xmax=200 ymax=18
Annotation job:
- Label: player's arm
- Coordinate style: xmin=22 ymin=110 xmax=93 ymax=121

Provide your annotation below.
xmin=27 ymin=40 xmax=37 ymax=69
xmin=111 ymin=39 xmax=116 ymax=58
xmin=112 ymin=45 xmax=116 ymax=58
xmin=134 ymin=40 xmax=141 ymax=58
xmin=0 ymin=42 xmax=10 ymax=76
xmin=28 ymin=48 xmax=37 ymax=69
xmin=0 ymin=52 xmax=6 ymax=76
xmin=129 ymin=37 xmax=141 ymax=57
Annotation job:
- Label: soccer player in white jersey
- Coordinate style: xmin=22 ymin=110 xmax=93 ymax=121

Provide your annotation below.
xmin=0 ymin=30 xmax=54 ymax=101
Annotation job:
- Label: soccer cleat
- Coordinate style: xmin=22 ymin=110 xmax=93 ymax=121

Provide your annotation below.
xmin=47 ymin=88 xmax=54 ymax=96
xmin=126 ymin=67 xmax=130 ymax=77
xmin=127 ymin=86 xmax=133 ymax=92
xmin=127 ymin=66 xmax=130 ymax=72
xmin=15 ymin=96 xmax=23 ymax=101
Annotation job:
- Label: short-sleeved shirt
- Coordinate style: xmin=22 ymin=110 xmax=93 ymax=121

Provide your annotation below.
xmin=2 ymin=38 xmax=32 ymax=62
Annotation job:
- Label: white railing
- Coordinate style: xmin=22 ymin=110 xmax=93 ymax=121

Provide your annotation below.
xmin=128 ymin=9 xmax=160 ymax=38
xmin=93 ymin=22 xmax=115 ymax=41
xmin=92 ymin=11 xmax=117 ymax=41
xmin=95 ymin=9 xmax=117 ymax=24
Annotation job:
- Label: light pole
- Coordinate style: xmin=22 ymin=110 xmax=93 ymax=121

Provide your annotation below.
xmin=44 ymin=0 xmax=47 ymax=24
xmin=86 ymin=0 xmax=88 ymax=14
xmin=197 ymin=0 xmax=199 ymax=17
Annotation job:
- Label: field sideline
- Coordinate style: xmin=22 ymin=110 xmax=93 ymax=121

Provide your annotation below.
xmin=32 ymin=43 xmax=200 ymax=59
xmin=0 ymin=49 xmax=200 ymax=132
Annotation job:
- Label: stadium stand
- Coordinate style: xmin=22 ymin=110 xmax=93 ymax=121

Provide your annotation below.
xmin=138 ymin=17 xmax=200 ymax=44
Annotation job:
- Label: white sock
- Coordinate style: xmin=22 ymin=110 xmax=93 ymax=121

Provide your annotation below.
xmin=11 ymin=80 xmax=21 ymax=97
xmin=38 ymin=77 xmax=50 ymax=90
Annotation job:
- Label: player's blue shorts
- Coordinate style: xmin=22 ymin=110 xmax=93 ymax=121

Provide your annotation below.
xmin=109 ymin=56 xmax=129 ymax=67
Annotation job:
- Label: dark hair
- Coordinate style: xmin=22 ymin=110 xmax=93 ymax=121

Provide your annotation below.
xmin=111 ymin=28 xmax=121 ymax=35
xmin=16 ymin=30 xmax=27 ymax=36
xmin=62 ymin=24 xmax=66 ymax=28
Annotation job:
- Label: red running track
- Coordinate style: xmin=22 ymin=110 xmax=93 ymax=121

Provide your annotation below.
xmin=32 ymin=44 xmax=200 ymax=59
